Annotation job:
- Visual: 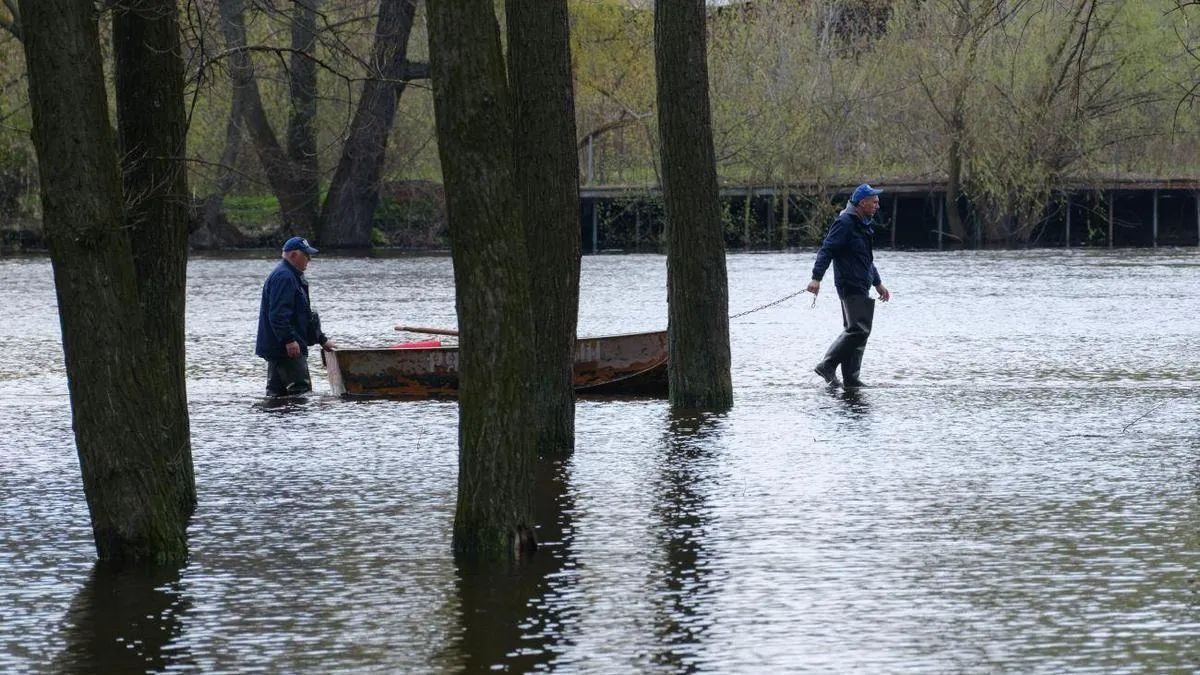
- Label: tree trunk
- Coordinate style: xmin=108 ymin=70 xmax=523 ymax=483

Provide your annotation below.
xmin=505 ymin=0 xmax=581 ymax=456
xmin=654 ymin=0 xmax=733 ymax=411
xmin=451 ymin=457 xmax=575 ymax=671
xmin=427 ymin=0 xmax=538 ymax=558
xmin=945 ymin=119 xmax=967 ymax=246
xmin=319 ymin=0 xmax=418 ymax=248
xmin=195 ymin=79 xmax=251 ymax=248
xmin=286 ymin=0 xmax=321 ymax=232
xmin=113 ymin=0 xmax=197 ymax=524
xmin=20 ymin=0 xmax=193 ymax=564
xmin=218 ymin=0 xmax=317 ymax=237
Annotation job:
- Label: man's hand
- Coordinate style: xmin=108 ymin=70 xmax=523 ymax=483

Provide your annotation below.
xmin=285 ymin=341 xmax=301 ymax=358
xmin=321 ymin=339 xmax=337 ymax=351
xmin=875 ymin=283 xmax=891 ymax=302
xmin=806 ymin=279 xmax=821 ymax=296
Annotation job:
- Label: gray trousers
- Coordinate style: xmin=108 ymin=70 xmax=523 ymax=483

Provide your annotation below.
xmin=816 ymin=295 xmax=875 ymax=385
xmin=265 ymin=356 xmax=312 ymax=397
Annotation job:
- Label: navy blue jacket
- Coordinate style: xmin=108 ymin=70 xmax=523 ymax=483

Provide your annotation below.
xmin=255 ymin=260 xmax=325 ymax=359
xmin=811 ymin=205 xmax=882 ymax=296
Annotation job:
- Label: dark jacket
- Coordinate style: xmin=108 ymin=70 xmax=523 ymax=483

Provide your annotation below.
xmin=811 ymin=204 xmax=882 ymax=296
xmin=255 ymin=259 xmax=325 ymax=359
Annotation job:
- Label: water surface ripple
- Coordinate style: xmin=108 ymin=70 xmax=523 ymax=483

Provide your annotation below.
xmin=1 ymin=250 xmax=1198 ymax=673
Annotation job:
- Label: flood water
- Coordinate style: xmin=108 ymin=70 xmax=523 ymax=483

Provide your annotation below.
xmin=1 ymin=249 xmax=1198 ymax=673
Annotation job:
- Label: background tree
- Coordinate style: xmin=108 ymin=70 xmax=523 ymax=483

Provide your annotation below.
xmin=320 ymin=0 xmax=422 ymax=247
xmin=506 ymin=0 xmax=581 ymax=456
xmin=966 ymin=0 xmax=1168 ymax=243
xmin=211 ymin=0 xmax=426 ymax=246
xmin=655 ymin=0 xmax=733 ymax=410
xmin=426 ymin=0 xmax=538 ymax=558
xmin=218 ymin=0 xmax=321 ymax=237
xmin=4 ymin=0 xmax=1198 ymax=251
xmin=0 ymin=0 xmax=19 ymax=40
xmin=570 ymin=1 xmax=657 ymax=185
xmin=906 ymin=0 xmax=1031 ymax=247
xmin=20 ymin=0 xmax=195 ymax=563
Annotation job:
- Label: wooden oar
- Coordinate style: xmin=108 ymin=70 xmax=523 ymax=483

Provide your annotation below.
xmin=395 ymin=325 xmax=460 ymax=337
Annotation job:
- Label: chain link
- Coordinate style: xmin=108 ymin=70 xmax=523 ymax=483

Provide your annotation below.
xmin=729 ymin=288 xmax=811 ymax=320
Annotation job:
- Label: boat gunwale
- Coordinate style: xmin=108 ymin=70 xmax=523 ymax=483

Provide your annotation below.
xmin=331 ymin=329 xmax=667 ymax=354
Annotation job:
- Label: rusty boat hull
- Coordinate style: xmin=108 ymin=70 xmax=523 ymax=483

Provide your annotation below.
xmin=325 ymin=330 xmax=668 ymax=398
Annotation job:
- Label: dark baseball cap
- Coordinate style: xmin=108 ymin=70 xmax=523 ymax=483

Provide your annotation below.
xmin=282 ymin=236 xmax=318 ymax=255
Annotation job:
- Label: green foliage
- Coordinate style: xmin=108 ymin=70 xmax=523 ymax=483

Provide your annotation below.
xmin=3 ymin=0 xmax=1200 ymax=247
xmin=223 ymin=194 xmax=280 ymax=226
xmin=371 ymin=194 xmax=447 ymax=248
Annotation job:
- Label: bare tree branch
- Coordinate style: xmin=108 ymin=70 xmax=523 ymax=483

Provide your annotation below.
xmin=0 ymin=0 xmax=20 ymax=41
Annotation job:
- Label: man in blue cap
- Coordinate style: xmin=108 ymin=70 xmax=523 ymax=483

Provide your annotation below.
xmin=806 ymin=184 xmax=891 ymax=388
xmin=255 ymin=236 xmax=335 ymax=397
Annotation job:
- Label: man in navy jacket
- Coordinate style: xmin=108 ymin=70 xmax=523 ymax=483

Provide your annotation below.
xmin=807 ymin=184 xmax=891 ymax=388
xmin=256 ymin=236 xmax=334 ymax=396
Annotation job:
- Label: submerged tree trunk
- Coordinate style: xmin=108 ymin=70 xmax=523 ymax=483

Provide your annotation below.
xmin=654 ymin=0 xmax=733 ymax=411
xmin=505 ymin=0 xmax=581 ymax=456
xmin=319 ymin=0 xmax=419 ymax=248
xmin=113 ymin=0 xmax=196 ymax=524
xmin=20 ymin=0 xmax=193 ymax=564
xmin=427 ymin=0 xmax=538 ymax=558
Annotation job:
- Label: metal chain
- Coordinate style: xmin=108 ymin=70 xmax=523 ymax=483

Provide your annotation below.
xmin=729 ymin=288 xmax=811 ymax=320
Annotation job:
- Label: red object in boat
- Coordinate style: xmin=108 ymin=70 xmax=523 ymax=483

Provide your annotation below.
xmin=389 ymin=339 xmax=442 ymax=349
xmin=326 ymin=330 xmax=668 ymax=398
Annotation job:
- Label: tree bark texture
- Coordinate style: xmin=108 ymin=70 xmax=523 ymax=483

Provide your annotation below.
xmin=654 ymin=0 xmax=733 ymax=410
xmin=427 ymin=0 xmax=538 ymax=558
xmin=218 ymin=0 xmax=318 ymax=237
xmin=945 ymin=122 xmax=966 ymax=245
xmin=319 ymin=0 xmax=418 ymax=248
xmin=505 ymin=0 xmax=581 ymax=456
xmin=286 ymin=0 xmax=321 ymax=231
xmin=196 ymin=81 xmax=250 ymax=247
xmin=113 ymin=0 xmax=197 ymax=522
xmin=20 ymin=0 xmax=193 ymax=564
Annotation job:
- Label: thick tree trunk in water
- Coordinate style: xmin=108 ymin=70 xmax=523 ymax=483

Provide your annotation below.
xmin=320 ymin=0 xmax=418 ymax=248
xmin=113 ymin=0 xmax=196 ymax=523
xmin=20 ymin=0 xmax=193 ymax=563
xmin=654 ymin=0 xmax=733 ymax=411
xmin=505 ymin=0 xmax=581 ymax=456
xmin=427 ymin=0 xmax=538 ymax=558
xmin=218 ymin=0 xmax=317 ymax=237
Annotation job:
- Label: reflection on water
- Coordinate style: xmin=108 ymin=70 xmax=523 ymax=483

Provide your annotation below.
xmin=447 ymin=458 xmax=577 ymax=672
xmin=52 ymin=563 xmax=191 ymax=673
xmin=650 ymin=411 xmax=723 ymax=671
xmin=2 ymin=250 xmax=1200 ymax=672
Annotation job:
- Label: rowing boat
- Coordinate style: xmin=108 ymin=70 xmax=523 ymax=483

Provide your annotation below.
xmin=324 ymin=330 xmax=668 ymax=398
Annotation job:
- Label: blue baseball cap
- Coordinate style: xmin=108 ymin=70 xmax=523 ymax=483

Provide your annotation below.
xmin=282 ymin=236 xmax=318 ymax=255
xmin=850 ymin=183 xmax=883 ymax=204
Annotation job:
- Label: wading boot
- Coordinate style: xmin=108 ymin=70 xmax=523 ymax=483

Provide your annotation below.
xmin=841 ymin=349 xmax=867 ymax=389
xmin=838 ymin=295 xmax=875 ymax=388
xmin=813 ymin=362 xmax=841 ymax=387
xmin=815 ymin=302 xmax=853 ymax=387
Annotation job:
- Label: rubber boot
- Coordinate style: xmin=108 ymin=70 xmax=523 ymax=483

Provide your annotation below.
xmin=838 ymin=295 xmax=875 ymax=388
xmin=815 ymin=297 xmax=855 ymax=385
